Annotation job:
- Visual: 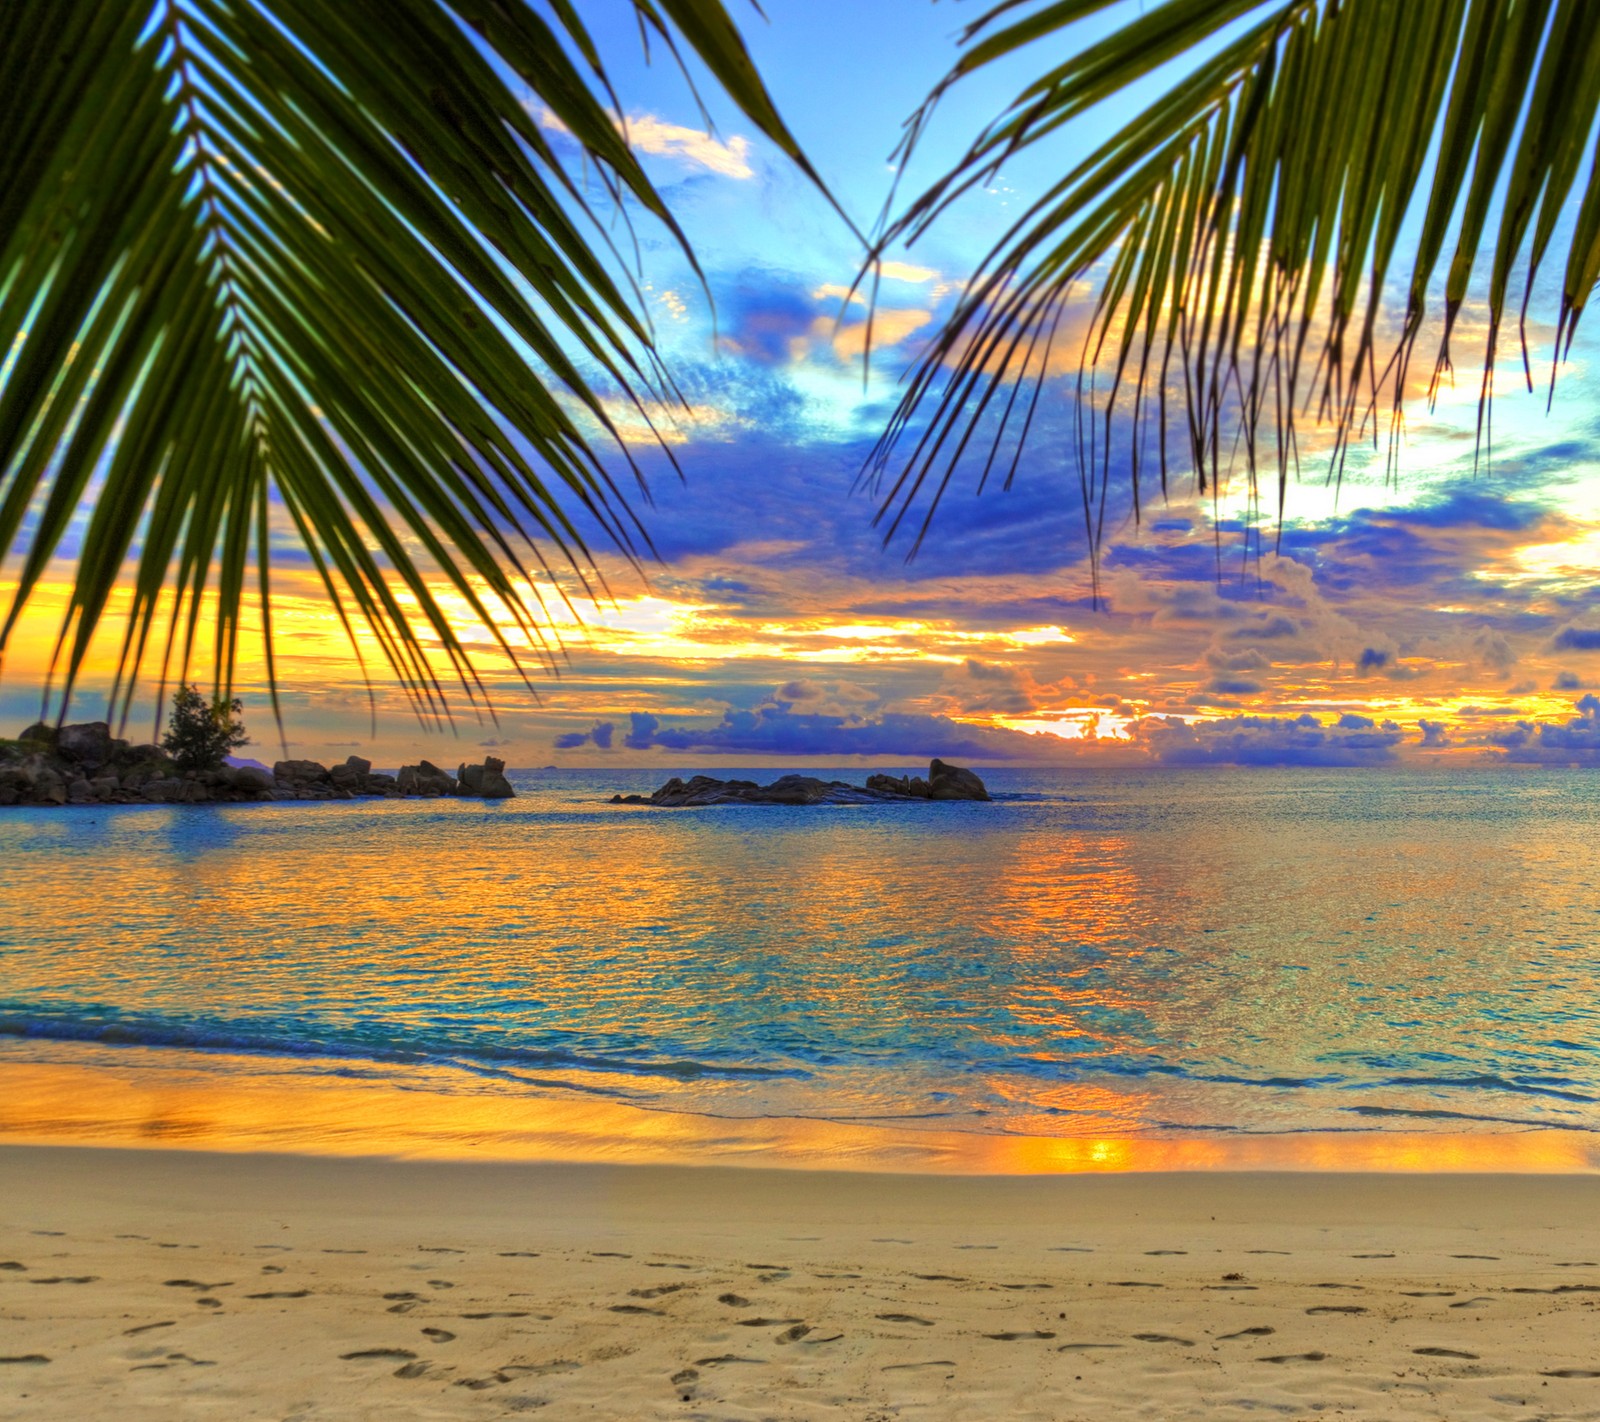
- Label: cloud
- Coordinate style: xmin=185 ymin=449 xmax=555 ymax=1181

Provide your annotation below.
xmin=607 ymin=694 xmax=1049 ymax=760
xmin=1555 ymin=671 xmax=1585 ymax=690
xmin=1140 ymin=713 xmax=1404 ymax=767
xmin=555 ymin=720 xmax=615 ymax=751
xmin=1358 ymin=647 xmax=1389 ymax=670
xmin=1418 ymin=719 xmax=1452 ymax=748
xmin=828 ymin=307 xmax=933 ymax=362
xmin=1495 ymin=695 xmax=1600 ymax=765
xmin=875 ymin=261 xmax=939 ymax=284
xmin=1553 ymin=626 xmax=1600 ymax=652
xmin=537 ymin=107 xmax=753 ymax=178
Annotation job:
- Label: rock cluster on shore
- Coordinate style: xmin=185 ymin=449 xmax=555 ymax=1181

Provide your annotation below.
xmin=610 ymin=758 xmax=990 ymax=806
xmin=0 ymin=721 xmax=515 ymax=806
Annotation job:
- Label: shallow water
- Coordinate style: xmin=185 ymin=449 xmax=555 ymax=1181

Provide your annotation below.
xmin=2 ymin=767 xmax=1598 ymax=1160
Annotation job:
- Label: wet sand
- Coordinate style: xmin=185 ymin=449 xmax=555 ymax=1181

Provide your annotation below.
xmin=3 ymin=1145 xmax=1599 ymax=1419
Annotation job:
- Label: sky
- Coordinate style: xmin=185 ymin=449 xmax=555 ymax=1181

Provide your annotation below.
xmin=5 ymin=0 xmax=1600 ymax=771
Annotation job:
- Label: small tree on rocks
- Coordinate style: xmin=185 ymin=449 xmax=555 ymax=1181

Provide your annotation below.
xmin=162 ymin=685 xmax=249 ymax=773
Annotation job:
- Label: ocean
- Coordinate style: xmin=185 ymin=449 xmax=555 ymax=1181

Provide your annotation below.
xmin=2 ymin=766 xmax=1598 ymax=1168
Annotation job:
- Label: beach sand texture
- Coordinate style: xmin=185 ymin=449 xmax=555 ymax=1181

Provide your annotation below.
xmin=3 ymin=1146 xmax=1598 ymax=1420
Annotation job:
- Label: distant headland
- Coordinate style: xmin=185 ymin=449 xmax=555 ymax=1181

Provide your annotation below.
xmin=610 ymin=759 xmax=991 ymax=806
xmin=0 ymin=721 xmax=514 ymax=806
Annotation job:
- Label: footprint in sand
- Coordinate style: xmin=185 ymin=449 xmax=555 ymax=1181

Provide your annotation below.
xmin=1307 ymin=1306 xmax=1367 ymax=1315
xmin=955 ymin=1245 xmax=998 ymax=1251
xmin=775 ymin=1324 xmax=812 ymax=1344
xmin=912 ymin=1273 xmax=966 ymax=1282
xmin=1057 ymin=1343 xmax=1122 ymax=1352
xmin=645 ymin=1262 xmax=694 ymax=1271
xmin=1258 ymin=1352 xmax=1327 ymax=1364
xmin=694 ymin=1355 xmax=763 ymax=1367
xmin=1145 ymin=1250 xmax=1187 ymax=1256
xmin=736 ymin=1317 xmax=800 ymax=1327
xmin=28 ymin=1276 xmax=97 ymax=1285
xmin=341 ymin=1348 xmax=418 ymax=1362
xmin=245 ymin=1289 xmax=310 ymax=1299
xmin=0 ymin=1262 xmax=26 ymax=1271
xmin=1413 ymin=1346 xmax=1478 ymax=1359
xmin=499 ymin=1252 xmax=540 ymax=1258
xmin=883 ymin=1360 xmax=955 ymax=1371
xmin=421 ymin=1328 xmax=455 ymax=1343
xmin=1353 ymin=1253 xmax=1395 ymax=1259
xmin=1542 ymin=1369 xmax=1600 ymax=1378
xmin=123 ymin=1322 xmax=176 ymax=1336
xmin=609 ymin=1304 xmax=663 ymax=1316
xmin=460 ymin=1311 xmax=536 ymax=1320
xmin=671 ymin=1367 xmax=699 ymax=1385
xmin=260 ymin=1265 xmax=286 ymax=1275
xmin=716 ymin=1294 xmax=750 ymax=1307
xmin=1401 ymin=1291 xmax=1455 ymax=1298
xmin=994 ymin=1282 xmax=1051 ymax=1291
xmin=0 ymin=1356 xmax=50 ymax=1366
xmin=591 ymin=1251 xmax=631 ymax=1259
xmin=1448 ymin=1298 xmax=1495 ymax=1310
xmin=1219 ymin=1327 xmax=1275 ymax=1340
xmin=630 ymin=1283 xmax=688 ymax=1299
xmin=984 ymin=1331 xmax=1055 ymax=1341
xmin=877 ymin=1314 xmax=935 ymax=1326
xmin=872 ymin=1238 xmax=914 ymax=1245
xmin=1132 ymin=1333 xmax=1193 ymax=1345
xmin=394 ymin=1361 xmax=431 ymax=1379
xmin=1554 ymin=1261 xmax=1598 ymax=1268
xmin=1108 ymin=1281 xmax=1164 ymax=1289
xmin=419 ymin=1247 xmax=464 ymax=1255
xmin=426 ymin=1280 xmax=455 ymax=1289
xmin=1451 ymin=1254 xmax=1498 ymax=1261
xmin=1247 ymin=1249 xmax=1291 ymax=1256
xmin=322 ymin=1249 xmax=366 ymax=1255
xmin=1048 ymin=1247 xmax=1093 ymax=1253
xmin=162 ymin=1279 xmax=228 ymax=1291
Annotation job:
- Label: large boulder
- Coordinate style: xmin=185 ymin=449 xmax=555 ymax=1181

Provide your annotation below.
xmin=273 ymin=759 xmax=331 ymax=788
xmin=928 ymin=758 xmax=990 ymax=801
xmin=57 ymin=721 xmax=113 ymax=767
xmin=457 ymin=756 xmax=514 ymax=799
xmin=226 ymin=765 xmax=275 ymax=793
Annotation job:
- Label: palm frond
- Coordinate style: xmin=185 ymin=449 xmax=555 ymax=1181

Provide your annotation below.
xmin=867 ymin=0 xmax=1600 ymax=595
xmin=0 ymin=0 xmax=824 ymax=731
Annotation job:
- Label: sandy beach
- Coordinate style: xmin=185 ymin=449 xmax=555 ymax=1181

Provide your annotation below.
xmin=3 ymin=1145 xmax=1598 ymax=1420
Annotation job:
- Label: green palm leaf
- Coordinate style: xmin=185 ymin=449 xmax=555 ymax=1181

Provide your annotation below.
xmin=0 ymin=0 xmax=823 ymax=730
xmin=868 ymin=0 xmax=1600 ymax=594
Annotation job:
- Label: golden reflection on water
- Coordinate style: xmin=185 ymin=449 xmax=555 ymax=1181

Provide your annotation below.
xmin=2 ymin=1052 xmax=1595 ymax=1174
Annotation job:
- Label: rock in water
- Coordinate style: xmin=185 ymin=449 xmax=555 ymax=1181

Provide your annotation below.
xmin=929 ymin=758 xmax=991 ymax=801
xmin=615 ymin=760 xmax=989 ymax=807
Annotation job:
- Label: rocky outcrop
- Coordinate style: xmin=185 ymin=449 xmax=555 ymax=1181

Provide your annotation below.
xmin=611 ymin=760 xmax=990 ymax=807
xmin=1 ymin=723 xmax=517 ymax=807
xmin=457 ymin=756 xmax=515 ymax=799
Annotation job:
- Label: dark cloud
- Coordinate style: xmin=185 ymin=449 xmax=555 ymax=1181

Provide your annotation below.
xmin=1140 ymin=712 xmax=1403 ymax=767
xmin=1553 ymin=626 xmax=1600 ymax=652
xmin=1555 ymin=671 xmax=1585 ymax=690
xmin=555 ymin=720 xmax=615 ymax=750
xmin=603 ymin=699 xmax=1047 ymax=760
xmin=1496 ymin=695 xmax=1600 ymax=765
xmin=1358 ymin=647 xmax=1389 ymax=669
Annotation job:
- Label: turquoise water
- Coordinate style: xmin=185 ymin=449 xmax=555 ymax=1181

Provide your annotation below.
xmin=1 ymin=767 xmax=1598 ymax=1142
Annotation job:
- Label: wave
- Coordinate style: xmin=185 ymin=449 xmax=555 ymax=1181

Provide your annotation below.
xmin=0 ymin=1009 xmax=804 ymax=1087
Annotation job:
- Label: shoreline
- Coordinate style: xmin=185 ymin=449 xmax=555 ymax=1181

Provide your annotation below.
xmin=5 ymin=1143 xmax=1599 ymax=1418
xmin=4 ymin=1049 xmax=1597 ymax=1176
